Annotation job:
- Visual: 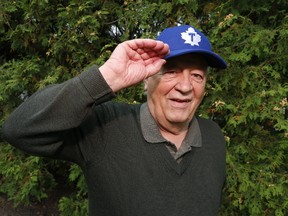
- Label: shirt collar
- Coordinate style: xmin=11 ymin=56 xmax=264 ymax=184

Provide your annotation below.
xmin=140 ymin=102 xmax=202 ymax=147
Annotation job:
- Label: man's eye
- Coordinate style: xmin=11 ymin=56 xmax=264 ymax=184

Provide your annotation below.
xmin=191 ymin=73 xmax=204 ymax=82
xmin=162 ymin=70 xmax=177 ymax=77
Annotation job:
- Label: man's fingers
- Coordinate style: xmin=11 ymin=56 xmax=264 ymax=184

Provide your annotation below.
xmin=145 ymin=59 xmax=166 ymax=78
xmin=128 ymin=39 xmax=169 ymax=57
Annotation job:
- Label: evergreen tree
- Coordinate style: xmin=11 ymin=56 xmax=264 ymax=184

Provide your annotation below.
xmin=0 ymin=0 xmax=287 ymax=215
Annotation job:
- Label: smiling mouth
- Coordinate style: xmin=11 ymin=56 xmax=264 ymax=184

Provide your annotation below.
xmin=171 ymin=99 xmax=192 ymax=103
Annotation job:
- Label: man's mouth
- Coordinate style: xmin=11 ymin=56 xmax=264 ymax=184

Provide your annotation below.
xmin=171 ymin=99 xmax=192 ymax=103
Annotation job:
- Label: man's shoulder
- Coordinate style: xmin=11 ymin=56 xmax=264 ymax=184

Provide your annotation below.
xmin=196 ymin=116 xmax=224 ymax=136
xmin=196 ymin=116 xmax=220 ymax=128
xmin=92 ymin=101 xmax=141 ymax=118
xmin=197 ymin=116 xmax=225 ymax=141
xmin=99 ymin=101 xmax=141 ymax=111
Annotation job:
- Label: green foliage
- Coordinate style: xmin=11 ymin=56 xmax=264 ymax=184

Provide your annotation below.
xmin=0 ymin=144 xmax=56 ymax=206
xmin=58 ymin=164 xmax=88 ymax=215
xmin=59 ymin=195 xmax=88 ymax=216
xmin=0 ymin=0 xmax=287 ymax=215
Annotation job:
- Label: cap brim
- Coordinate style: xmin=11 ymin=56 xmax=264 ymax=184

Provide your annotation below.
xmin=164 ymin=49 xmax=227 ymax=69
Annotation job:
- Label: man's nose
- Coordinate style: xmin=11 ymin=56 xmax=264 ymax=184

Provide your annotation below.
xmin=175 ymin=72 xmax=193 ymax=93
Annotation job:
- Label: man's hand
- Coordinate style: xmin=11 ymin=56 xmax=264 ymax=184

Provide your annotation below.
xmin=99 ymin=39 xmax=169 ymax=92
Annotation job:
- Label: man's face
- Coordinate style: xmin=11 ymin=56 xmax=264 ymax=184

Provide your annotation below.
xmin=145 ymin=53 xmax=207 ymax=131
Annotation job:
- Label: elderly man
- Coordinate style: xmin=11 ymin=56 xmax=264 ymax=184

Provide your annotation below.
xmin=2 ymin=25 xmax=227 ymax=216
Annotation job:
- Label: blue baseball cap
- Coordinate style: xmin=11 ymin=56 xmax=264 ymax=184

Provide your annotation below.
xmin=156 ymin=25 xmax=227 ymax=69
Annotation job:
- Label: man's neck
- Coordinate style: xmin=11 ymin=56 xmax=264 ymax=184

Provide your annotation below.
xmin=159 ymin=125 xmax=189 ymax=149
